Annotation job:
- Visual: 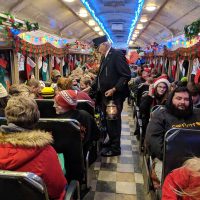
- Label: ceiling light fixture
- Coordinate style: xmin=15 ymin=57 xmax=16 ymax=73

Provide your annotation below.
xmin=88 ymin=19 xmax=95 ymax=26
xmin=127 ymin=0 xmax=145 ymax=44
xmin=129 ymin=41 xmax=133 ymax=45
xmin=94 ymin=26 xmax=100 ymax=32
xmin=145 ymin=5 xmax=157 ymax=11
xmin=80 ymin=0 xmax=113 ymax=43
xmin=63 ymin=0 xmax=75 ymax=2
xmin=79 ymin=8 xmax=88 ymax=18
xmin=137 ymin=24 xmax=143 ymax=29
xmin=134 ymin=30 xmax=139 ymax=34
xmin=140 ymin=16 xmax=148 ymax=23
xmin=132 ymin=34 xmax=138 ymax=38
xmin=99 ymin=31 xmax=104 ymax=36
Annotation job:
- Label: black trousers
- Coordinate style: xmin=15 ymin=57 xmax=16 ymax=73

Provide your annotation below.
xmin=101 ymin=97 xmax=124 ymax=152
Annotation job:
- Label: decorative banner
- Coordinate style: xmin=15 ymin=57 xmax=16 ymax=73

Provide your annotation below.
xmin=56 ymin=57 xmax=61 ymax=64
xmin=50 ymin=56 xmax=54 ymax=68
xmin=26 ymin=57 xmax=36 ymax=79
xmin=17 ymin=53 xmax=25 ymax=71
xmin=191 ymin=58 xmax=200 ymax=75
xmin=42 ymin=61 xmax=48 ymax=73
xmin=0 ymin=57 xmax=7 ymax=69
xmin=179 ymin=59 xmax=184 ymax=79
xmin=38 ymin=56 xmax=43 ymax=69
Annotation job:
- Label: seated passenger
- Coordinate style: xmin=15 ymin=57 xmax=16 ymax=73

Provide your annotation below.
xmin=57 ymin=77 xmax=94 ymax=108
xmin=0 ymin=96 xmax=67 ymax=200
xmin=187 ymin=82 xmax=200 ymax=108
xmin=41 ymin=87 xmax=55 ymax=99
xmin=51 ymin=69 xmax=61 ymax=90
xmin=139 ymin=77 xmax=170 ymax=140
xmin=162 ymin=157 xmax=200 ymax=200
xmin=80 ymin=77 xmax=92 ymax=93
xmin=57 ymin=77 xmax=73 ymax=92
xmin=27 ymin=78 xmax=43 ymax=99
xmin=54 ymin=90 xmax=99 ymax=156
xmin=9 ymin=84 xmax=34 ymax=98
xmin=134 ymin=68 xmax=151 ymax=106
xmin=145 ymin=87 xmax=200 ymax=183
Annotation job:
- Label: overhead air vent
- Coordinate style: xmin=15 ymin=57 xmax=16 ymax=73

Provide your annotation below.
xmin=116 ymin=35 xmax=124 ymax=42
xmin=111 ymin=23 xmax=124 ymax=31
xmin=103 ymin=1 xmax=125 ymax=7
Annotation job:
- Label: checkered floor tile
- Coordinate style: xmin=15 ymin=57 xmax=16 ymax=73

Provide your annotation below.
xmin=83 ymin=103 xmax=145 ymax=200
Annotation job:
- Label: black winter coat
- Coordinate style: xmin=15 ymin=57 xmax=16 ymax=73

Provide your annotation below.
xmin=92 ymin=48 xmax=131 ymax=100
xmin=145 ymin=107 xmax=200 ymax=160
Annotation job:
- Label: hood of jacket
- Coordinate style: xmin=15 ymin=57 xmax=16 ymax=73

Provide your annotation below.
xmin=0 ymin=124 xmax=53 ymax=170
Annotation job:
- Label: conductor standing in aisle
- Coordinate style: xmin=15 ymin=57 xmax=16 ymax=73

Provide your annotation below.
xmin=91 ymin=35 xmax=131 ymax=157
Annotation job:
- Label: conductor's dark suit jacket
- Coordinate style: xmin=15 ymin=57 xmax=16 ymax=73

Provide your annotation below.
xmin=92 ymin=48 xmax=131 ymax=100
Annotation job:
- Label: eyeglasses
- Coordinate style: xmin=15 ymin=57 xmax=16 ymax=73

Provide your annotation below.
xmin=157 ymin=86 xmax=167 ymax=89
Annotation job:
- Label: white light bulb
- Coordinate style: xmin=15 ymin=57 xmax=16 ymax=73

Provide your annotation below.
xmin=63 ymin=0 xmax=74 ymax=2
xmin=137 ymin=24 xmax=143 ymax=30
xmin=140 ymin=17 xmax=148 ymax=23
xmin=99 ymin=31 xmax=104 ymax=36
xmin=88 ymin=19 xmax=95 ymax=26
xmin=145 ymin=5 xmax=157 ymax=11
xmin=79 ymin=8 xmax=88 ymax=17
xmin=94 ymin=26 xmax=100 ymax=32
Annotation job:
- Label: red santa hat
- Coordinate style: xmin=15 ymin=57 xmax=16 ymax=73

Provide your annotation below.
xmin=143 ymin=67 xmax=151 ymax=73
xmin=153 ymin=77 xmax=170 ymax=89
xmin=55 ymin=90 xmax=77 ymax=110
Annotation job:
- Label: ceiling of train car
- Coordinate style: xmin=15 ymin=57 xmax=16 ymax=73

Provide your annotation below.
xmin=0 ymin=0 xmax=199 ymax=48
xmin=81 ymin=0 xmax=140 ymax=48
xmin=134 ymin=0 xmax=200 ymax=48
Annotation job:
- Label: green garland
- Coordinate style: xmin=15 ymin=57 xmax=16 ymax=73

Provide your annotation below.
xmin=184 ymin=18 xmax=200 ymax=40
xmin=0 ymin=12 xmax=39 ymax=32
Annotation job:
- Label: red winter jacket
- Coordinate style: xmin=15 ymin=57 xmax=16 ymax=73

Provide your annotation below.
xmin=162 ymin=167 xmax=200 ymax=200
xmin=0 ymin=127 xmax=67 ymax=200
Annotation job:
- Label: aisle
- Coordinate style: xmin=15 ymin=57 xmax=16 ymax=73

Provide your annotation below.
xmin=83 ymin=103 xmax=145 ymax=200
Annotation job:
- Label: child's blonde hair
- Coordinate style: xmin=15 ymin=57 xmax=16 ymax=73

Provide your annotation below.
xmin=173 ymin=157 xmax=200 ymax=198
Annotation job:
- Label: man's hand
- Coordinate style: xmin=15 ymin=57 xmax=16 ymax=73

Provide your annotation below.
xmin=105 ymin=88 xmax=116 ymax=97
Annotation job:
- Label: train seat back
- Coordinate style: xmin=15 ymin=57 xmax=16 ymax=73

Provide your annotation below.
xmin=35 ymin=99 xmax=56 ymax=118
xmin=0 ymin=170 xmax=49 ymax=200
xmin=162 ymin=128 xmax=200 ymax=182
xmin=76 ymin=100 xmax=94 ymax=116
xmin=36 ymin=118 xmax=84 ymax=183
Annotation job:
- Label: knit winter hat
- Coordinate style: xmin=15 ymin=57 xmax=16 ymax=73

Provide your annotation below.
xmin=181 ymin=76 xmax=188 ymax=83
xmin=0 ymin=83 xmax=8 ymax=98
xmin=55 ymin=90 xmax=77 ymax=109
xmin=153 ymin=77 xmax=170 ymax=89
xmin=41 ymin=87 xmax=55 ymax=98
xmin=143 ymin=67 xmax=151 ymax=73
xmin=52 ymin=69 xmax=61 ymax=78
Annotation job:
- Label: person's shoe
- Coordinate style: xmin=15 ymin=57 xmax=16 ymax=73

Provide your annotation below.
xmin=101 ymin=149 xmax=121 ymax=157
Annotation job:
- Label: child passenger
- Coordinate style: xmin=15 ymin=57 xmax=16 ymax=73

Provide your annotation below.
xmin=162 ymin=157 xmax=200 ymax=200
